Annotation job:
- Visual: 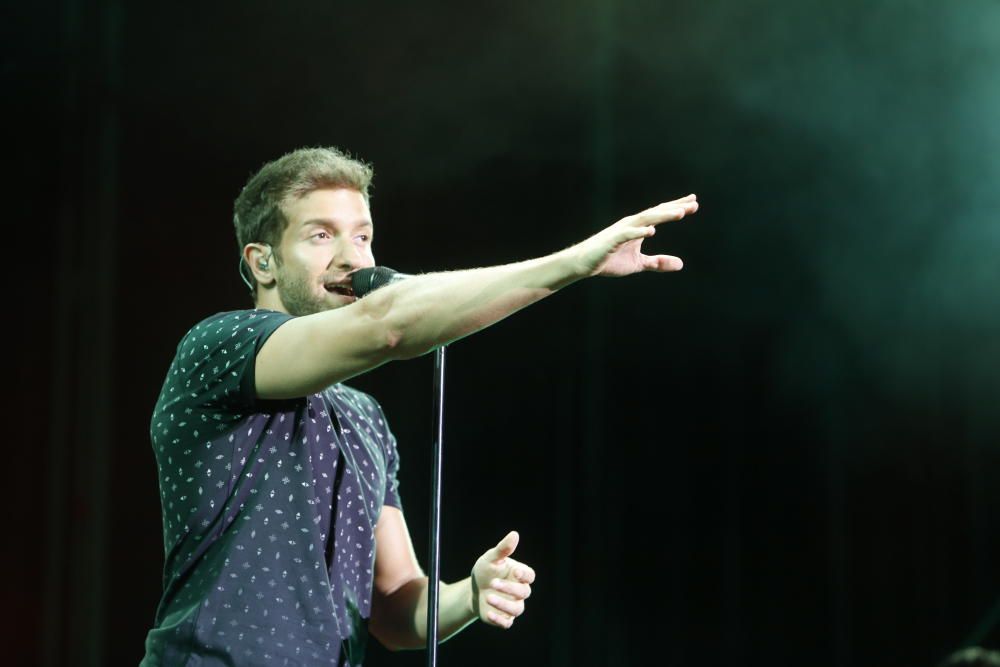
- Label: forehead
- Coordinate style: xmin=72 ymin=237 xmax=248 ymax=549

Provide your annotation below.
xmin=282 ymin=187 xmax=371 ymax=228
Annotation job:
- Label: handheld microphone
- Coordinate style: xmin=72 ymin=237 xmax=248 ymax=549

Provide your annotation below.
xmin=351 ymin=266 xmax=410 ymax=298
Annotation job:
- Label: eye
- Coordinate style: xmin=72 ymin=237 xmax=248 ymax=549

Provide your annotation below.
xmin=355 ymin=234 xmax=370 ymax=243
xmin=311 ymin=231 xmax=331 ymax=240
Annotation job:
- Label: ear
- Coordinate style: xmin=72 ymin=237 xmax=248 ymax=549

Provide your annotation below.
xmin=243 ymin=243 xmax=275 ymax=287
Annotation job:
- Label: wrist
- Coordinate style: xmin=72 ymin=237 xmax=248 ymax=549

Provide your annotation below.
xmin=548 ymin=246 xmax=588 ymax=286
xmin=469 ymin=571 xmax=479 ymax=619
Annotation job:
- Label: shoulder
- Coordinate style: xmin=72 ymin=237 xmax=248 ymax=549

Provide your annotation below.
xmin=176 ymin=309 xmax=293 ymax=351
xmin=183 ymin=308 xmax=291 ymax=339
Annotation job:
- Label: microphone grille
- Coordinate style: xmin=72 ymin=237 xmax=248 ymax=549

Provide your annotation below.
xmin=351 ymin=266 xmax=400 ymax=298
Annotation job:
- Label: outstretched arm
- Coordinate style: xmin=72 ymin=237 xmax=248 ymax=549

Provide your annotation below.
xmin=368 ymin=508 xmax=535 ymax=650
xmin=255 ymin=195 xmax=698 ymax=399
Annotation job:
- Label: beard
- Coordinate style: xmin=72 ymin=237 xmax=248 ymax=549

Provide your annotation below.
xmin=274 ymin=265 xmax=335 ymax=317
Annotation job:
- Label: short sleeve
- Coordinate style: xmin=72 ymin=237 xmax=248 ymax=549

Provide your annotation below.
xmin=157 ymin=309 xmax=293 ymax=419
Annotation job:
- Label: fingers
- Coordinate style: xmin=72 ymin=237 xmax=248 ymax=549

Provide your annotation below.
xmin=491 ymin=578 xmax=532 ymax=600
xmin=483 ymin=562 xmax=534 ymax=629
xmin=484 ymin=584 xmax=527 ymax=630
xmin=630 ymin=195 xmax=698 ymax=227
xmin=478 ymin=532 xmax=535 ymax=630
xmin=486 ymin=609 xmax=516 ymax=629
xmin=487 ymin=591 xmax=524 ymax=616
xmin=614 ymin=225 xmax=656 ymax=245
xmin=508 ymin=563 xmax=536 ymax=585
xmin=488 ymin=530 xmax=519 ymax=565
xmin=641 ymin=254 xmax=684 ymax=272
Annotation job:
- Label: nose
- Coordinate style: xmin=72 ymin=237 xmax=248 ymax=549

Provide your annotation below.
xmin=332 ymin=237 xmax=366 ymax=271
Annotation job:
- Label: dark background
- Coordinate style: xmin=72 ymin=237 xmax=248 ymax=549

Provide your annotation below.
xmin=8 ymin=1 xmax=1000 ymax=666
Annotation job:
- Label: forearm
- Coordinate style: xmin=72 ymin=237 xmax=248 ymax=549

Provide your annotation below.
xmin=371 ymin=576 xmax=477 ymax=651
xmin=360 ymin=249 xmax=584 ymax=360
xmin=256 ymin=195 xmax=693 ymax=396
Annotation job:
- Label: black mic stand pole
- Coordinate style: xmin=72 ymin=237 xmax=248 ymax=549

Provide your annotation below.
xmin=349 ymin=266 xmax=448 ymax=666
xmin=426 ymin=345 xmax=446 ymax=667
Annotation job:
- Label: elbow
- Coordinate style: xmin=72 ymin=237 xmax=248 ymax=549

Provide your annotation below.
xmin=386 ymin=639 xmax=424 ymax=652
xmin=357 ymin=293 xmax=410 ymax=361
xmin=377 ymin=319 xmax=433 ymax=361
xmin=355 ymin=285 xmax=441 ymax=361
xmin=368 ymin=622 xmax=423 ymax=653
xmin=374 ymin=322 xmax=410 ymax=362
xmin=383 ymin=325 xmax=404 ymax=355
xmin=373 ymin=637 xmax=407 ymax=653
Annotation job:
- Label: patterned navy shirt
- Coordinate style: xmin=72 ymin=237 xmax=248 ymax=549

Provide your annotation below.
xmin=141 ymin=309 xmax=402 ymax=666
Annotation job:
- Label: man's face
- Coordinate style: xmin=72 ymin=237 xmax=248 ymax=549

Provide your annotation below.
xmin=270 ymin=187 xmax=375 ymax=316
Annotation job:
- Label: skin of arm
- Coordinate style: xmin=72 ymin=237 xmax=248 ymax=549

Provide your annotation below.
xmin=253 ymin=194 xmax=693 ymax=642
xmin=368 ymin=507 xmax=535 ymax=650
xmin=255 ymin=196 xmax=698 ymax=399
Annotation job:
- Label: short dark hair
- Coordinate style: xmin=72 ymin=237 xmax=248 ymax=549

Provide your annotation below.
xmin=233 ymin=146 xmax=374 ymax=294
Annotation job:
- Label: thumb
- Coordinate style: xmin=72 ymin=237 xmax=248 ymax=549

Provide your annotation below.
xmin=642 ymin=254 xmax=684 ymax=272
xmin=489 ymin=530 xmax=519 ymax=564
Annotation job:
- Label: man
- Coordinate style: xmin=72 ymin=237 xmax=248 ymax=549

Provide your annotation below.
xmin=141 ymin=146 xmax=698 ymax=666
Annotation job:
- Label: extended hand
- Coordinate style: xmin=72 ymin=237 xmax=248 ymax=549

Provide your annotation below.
xmin=570 ymin=194 xmax=698 ymax=277
xmin=471 ymin=531 xmax=535 ymax=630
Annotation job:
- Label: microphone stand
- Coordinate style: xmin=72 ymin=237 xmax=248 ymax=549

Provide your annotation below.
xmin=426 ymin=346 xmax=446 ymax=667
xmin=350 ymin=267 xmax=448 ymax=665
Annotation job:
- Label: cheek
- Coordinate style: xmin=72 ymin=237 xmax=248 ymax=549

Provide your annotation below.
xmin=290 ymin=244 xmax=329 ymax=266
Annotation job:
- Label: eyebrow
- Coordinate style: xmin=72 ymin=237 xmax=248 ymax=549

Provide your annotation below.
xmin=300 ymin=218 xmax=373 ymax=231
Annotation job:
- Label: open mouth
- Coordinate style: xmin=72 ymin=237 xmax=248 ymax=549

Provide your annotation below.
xmin=325 ymin=283 xmax=355 ymax=298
